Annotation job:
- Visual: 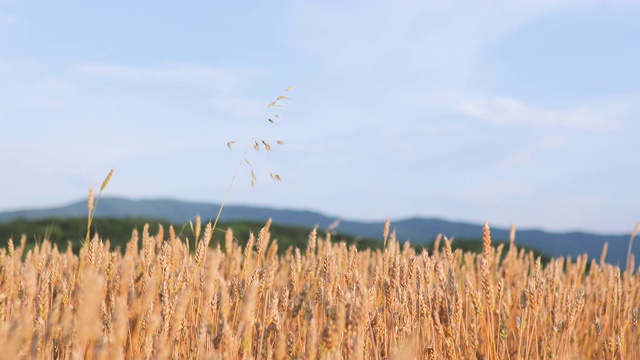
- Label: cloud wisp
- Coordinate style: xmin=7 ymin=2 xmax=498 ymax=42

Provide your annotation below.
xmin=74 ymin=62 xmax=265 ymax=92
xmin=455 ymin=96 xmax=620 ymax=132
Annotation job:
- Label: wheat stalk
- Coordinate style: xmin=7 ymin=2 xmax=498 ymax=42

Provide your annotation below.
xmin=3 ymin=201 xmax=640 ymax=358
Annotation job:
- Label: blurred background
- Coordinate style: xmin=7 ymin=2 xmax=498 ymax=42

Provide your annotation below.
xmin=0 ymin=1 xmax=638 ymax=233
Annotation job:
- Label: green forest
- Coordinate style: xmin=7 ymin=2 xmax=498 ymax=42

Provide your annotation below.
xmin=0 ymin=217 xmax=383 ymax=254
xmin=0 ymin=217 xmax=549 ymax=263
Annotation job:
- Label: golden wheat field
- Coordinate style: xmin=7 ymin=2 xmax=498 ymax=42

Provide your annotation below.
xmin=0 ymin=218 xmax=638 ymax=360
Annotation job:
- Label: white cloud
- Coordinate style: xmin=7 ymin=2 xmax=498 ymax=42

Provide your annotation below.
xmin=499 ymin=134 xmax=569 ymax=167
xmin=74 ymin=62 xmax=265 ymax=92
xmin=3 ymin=14 xmax=17 ymax=24
xmin=455 ymin=96 xmax=620 ymax=132
xmin=287 ymin=0 xmax=593 ymax=79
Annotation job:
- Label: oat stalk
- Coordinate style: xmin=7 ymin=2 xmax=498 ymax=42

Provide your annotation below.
xmin=212 ymin=87 xmax=294 ymax=235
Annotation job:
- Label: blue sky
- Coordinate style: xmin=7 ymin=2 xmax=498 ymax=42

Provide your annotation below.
xmin=1 ymin=1 xmax=638 ymax=233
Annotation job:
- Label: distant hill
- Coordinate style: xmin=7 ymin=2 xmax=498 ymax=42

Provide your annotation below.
xmin=0 ymin=197 xmax=636 ymax=268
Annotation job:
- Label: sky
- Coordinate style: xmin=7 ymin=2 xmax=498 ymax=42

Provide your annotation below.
xmin=0 ymin=1 xmax=638 ymax=234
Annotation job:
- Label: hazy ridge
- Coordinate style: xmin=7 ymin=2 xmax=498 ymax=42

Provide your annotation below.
xmin=0 ymin=197 xmax=635 ymax=268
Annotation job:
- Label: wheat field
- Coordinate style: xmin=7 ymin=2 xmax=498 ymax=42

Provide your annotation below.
xmin=0 ymin=219 xmax=637 ymax=359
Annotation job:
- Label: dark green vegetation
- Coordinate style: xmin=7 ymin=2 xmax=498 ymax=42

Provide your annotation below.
xmin=0 ymin=217 xmax=384 ymax=255
xmin=0 ymin=197 xmax=634 ymax=267
xmin=0 ymin=217 xmax=552 ymax=264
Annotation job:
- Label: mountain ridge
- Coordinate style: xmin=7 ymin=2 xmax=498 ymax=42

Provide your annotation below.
xmin=0 ymin=197 xmax=636 ymax=268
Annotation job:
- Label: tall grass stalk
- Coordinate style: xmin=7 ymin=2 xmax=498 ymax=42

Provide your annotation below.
xmin=85 ymin=168 xmax=114 ymax=246
xmin=211 ymin=87 xmax=293 ymax=235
